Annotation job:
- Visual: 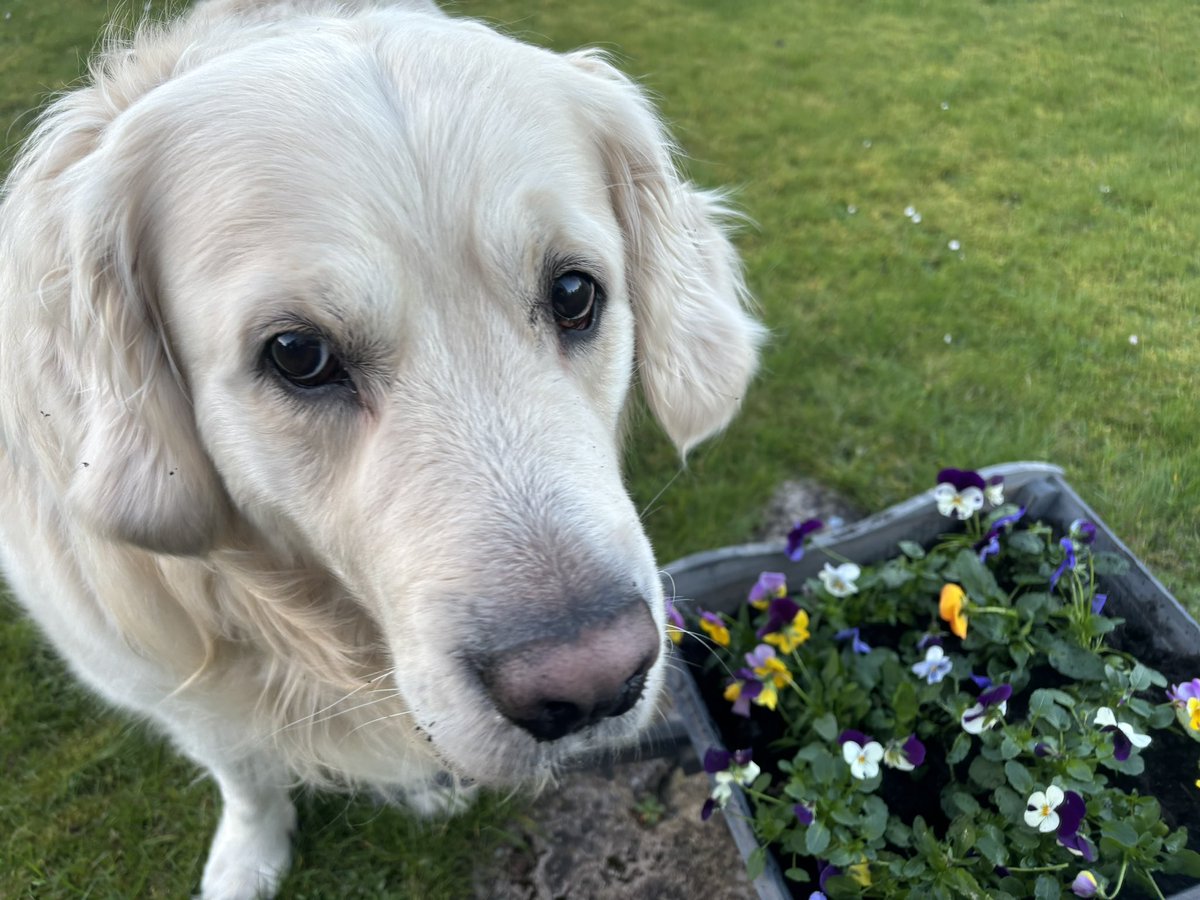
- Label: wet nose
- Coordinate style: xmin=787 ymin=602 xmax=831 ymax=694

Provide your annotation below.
xmin=479 ymin=601 xmax=660 ymax=743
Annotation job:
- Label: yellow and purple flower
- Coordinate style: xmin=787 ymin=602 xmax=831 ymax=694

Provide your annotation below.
xmin=748 ymin=571 xmax=788 ymax=609
xmin=757 ymin=597 xmax=811 ymax=653
xmin=698 ymin=610 xmax=731 ymax=647
xmin=1071 ymin=871 xmax=1099 ymax=898
xmin=1167 ymin=679 xmax=1200 ymax=733
xmin=665 ymin=600 xmax=685 ymax=645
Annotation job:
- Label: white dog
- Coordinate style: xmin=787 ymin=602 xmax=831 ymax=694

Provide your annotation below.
xmin=0 ymin=1 xmax=763 ymax=896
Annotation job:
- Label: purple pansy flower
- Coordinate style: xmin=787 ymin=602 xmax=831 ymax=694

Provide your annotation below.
xmin=837 ymin=728 xmax=872 ymax=747
xmin=1050 ymin=537 xmax=1077 ymax=591
xmin=1091 ymin=593 xmax=1107 ymax=615
xmin=912 ymin=645 xmax=953 ymax=684
xmin=969 ymin=672 xmax=993 ymax=690
xmin=1056 ymin=790 xmax=1086 ymax=837
xmin=785 ymin=518 xmax=823 ymax=562
xmin=793 ymin=803 xmax=814 ymax=826
xmin=937 ymin=467 xmax=987 ymax=491
xmin=818 ymin=863 xmax=840 ymax=890
xmin=701 ymin=748 xmax=757 ymax=820
xmin=1070 ymin=519 xmax=1097 ymax=545
xmin=834 ymin=626 xmax=872 ymax=654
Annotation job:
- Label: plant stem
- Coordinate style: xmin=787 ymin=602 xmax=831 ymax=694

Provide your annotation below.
xmin=1108 ymin=858 xmax=1129 ymax=897
xmin=1006 ymin=863 xmax=1069 ymax=874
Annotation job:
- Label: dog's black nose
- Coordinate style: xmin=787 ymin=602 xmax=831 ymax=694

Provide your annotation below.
xmin=478 ymin=602 xmax=659 ymax=743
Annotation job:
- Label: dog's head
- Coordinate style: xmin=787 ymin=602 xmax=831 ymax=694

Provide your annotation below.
xmin=10 ymin=8 xmax=764 ymax=782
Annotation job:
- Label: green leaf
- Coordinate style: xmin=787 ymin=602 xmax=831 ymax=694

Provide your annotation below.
xmin=898 ymin=540 xmax=926 ymax=559
xmin=1163 ymin=848 xmax=1200 ymax=877
xmin=746 ymin=846 xmax=766 ymax=881
xmin=1091 ymin=551 xmax=1130 ymax=576
xmin=1004 ymin=759 xmax=1033 ymax=794
xmin=976 ymin=830 xmax=1007 ymax=866
xmin=812 ymin=711 xmax=839 ymax=742
xmin=1101 ymin=818 xmax=1139 ymax=849
xmin=1016 ymin=591 xmax=1052 ymax=616
xmin=993 ymin=785 xmax=1026 ymax=820
xmin=1065 ymin=759 xmax=1093 ymax=781
xmin=880 ymin=561 xmax=914 ymax=588
xmin=891 ymin=680 xmax=918 ymax=732
xmin=968 ymin=756 xmax=1007 ymax=790
xmin=784 ymin=867 xmax=812 ymax=884
xmin=805 ymin=821 xmax=832 ymax=856
xmin=1028 ymin=689 xmax=1071 ymax=729
xmin=1007 ymin=531 xmax=1044 ymax=555
xmin=1048 ymin=641 xmax=1107 ymax=681
xmin=947 ymin=549 xmax=1003 ymax=602
xmin=1034 ymin=873 xmax=1062 ymax=899
xmin=947 ymin=731 xmax=972 ymax=764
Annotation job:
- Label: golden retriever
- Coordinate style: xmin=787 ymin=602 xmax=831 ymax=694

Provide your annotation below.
xmin=0 ymin=0 xmax=763 ymax=896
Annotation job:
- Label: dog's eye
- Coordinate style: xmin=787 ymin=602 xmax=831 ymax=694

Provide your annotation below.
xmin=550 ymin=272 xmax=597 ymax=331
xmin=267 ymin=332 xmax=349 ymax=388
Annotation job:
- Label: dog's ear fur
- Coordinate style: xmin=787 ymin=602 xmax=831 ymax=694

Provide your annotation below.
xmin=5 ymin=86 xmax=230 ymax=555
xmin=567 ymin=50 xmax=767 ymax=456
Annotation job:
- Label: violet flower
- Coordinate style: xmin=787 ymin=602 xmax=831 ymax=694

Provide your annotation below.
xmin=1049 ymin=537 xmax=1077 ymax=591
xmin=834 ymin=626 xmax=872 ymax=654
xmin=785 ymin=518 xmax=823 ymax=562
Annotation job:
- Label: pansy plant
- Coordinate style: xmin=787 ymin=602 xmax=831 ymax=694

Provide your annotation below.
xmin=680 ymin=467 xmax=1200 ymax=897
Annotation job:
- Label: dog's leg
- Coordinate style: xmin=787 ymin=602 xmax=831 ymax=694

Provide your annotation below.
xmin=189 ymin=747 xmax=297 ymax=900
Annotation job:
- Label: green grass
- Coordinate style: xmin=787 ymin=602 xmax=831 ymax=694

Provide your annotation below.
xmin=4 ymin=0 xmax=1200 ymax=895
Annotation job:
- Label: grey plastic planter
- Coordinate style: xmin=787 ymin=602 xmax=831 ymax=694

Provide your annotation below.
xmin=664 ymin=462 xmax=1200 ymax=900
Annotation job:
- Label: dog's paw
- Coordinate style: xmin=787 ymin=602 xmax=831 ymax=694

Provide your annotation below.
xmin=199 ymin=796 xmax=297 ymax=900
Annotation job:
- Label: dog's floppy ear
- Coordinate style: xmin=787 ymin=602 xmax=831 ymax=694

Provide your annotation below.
xmin=567 ymin=51 xmax=767 ymax=456
xmin=7 ymin=101 xmax=231 ymax=555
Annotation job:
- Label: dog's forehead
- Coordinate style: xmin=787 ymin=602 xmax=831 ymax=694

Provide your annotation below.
xmin=146 ymin=17 xmax=617 ymax=261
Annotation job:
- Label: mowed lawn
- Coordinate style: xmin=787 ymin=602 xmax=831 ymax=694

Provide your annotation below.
xmin=3 ymin=0 xmax=1199 ymax=896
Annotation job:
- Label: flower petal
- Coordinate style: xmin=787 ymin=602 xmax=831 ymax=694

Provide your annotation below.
xmin=1094 ymin=707 xmax=1117 ymax=728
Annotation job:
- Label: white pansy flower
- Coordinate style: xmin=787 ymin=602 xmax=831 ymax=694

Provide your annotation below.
xmin=842 ymin=740 xmax=884 ymax=780
xmin=1024 ymin=785 xmax=1065 ymax=832
xmin=819 ymin=562 xmax=861 ymax=598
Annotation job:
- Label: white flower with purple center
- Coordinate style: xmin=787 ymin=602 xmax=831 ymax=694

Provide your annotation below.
xmin=933 ymin=468 xmax=986 ymax=520
xmin=818 ymin=562 xmax=860 ymax=597
xmin=1094 ymin=707 xmax=1151 ymax=760
xmin=911 ymin=644 xmax=952 ymax=684
xmin=962 ymin=684 xmax=1012 ymax=734
xmin=701 ymin=748 xmax=759 ymax=820
xmin=882 ymin=734 xmax=926 ymax=772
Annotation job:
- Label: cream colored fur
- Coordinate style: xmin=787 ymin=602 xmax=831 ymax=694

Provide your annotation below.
xmin=0 ymin=1 xmax=765 ymax=897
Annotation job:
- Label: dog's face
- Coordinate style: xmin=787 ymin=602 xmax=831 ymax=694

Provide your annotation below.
xmin=39 ymin=10 xmax=763 ymax=783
